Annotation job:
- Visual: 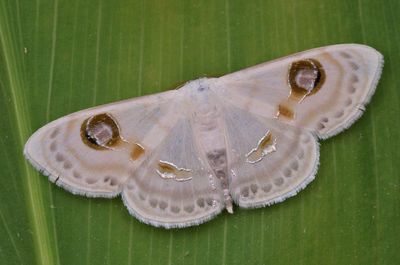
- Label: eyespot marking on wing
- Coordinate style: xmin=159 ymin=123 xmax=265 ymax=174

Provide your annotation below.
xmin=288 ymin=58 xmax=325 ymax=98
xmin=156 ymin=160 xmax=192 ymax=182
xmin=81 ymin=113 xmax=121 ymax=149
xmin=246 ymin=132 xmax=277 ymax=163
xmin=277 ymin=58 xmax=326 ymax=120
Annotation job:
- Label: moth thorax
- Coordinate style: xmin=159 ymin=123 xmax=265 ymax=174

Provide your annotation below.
xmin=192 ymin=101 xmax=219 ymax=129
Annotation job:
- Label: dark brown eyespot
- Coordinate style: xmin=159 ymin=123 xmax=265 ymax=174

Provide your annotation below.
xmin=288 ymin=58 xmax=325 ymax=98
xmin=81 ymin=113 xmax=120 ymax=149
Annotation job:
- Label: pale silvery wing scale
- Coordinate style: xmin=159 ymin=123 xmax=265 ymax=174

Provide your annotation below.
xmin=24 ymin=44 xmax=383 ymax=228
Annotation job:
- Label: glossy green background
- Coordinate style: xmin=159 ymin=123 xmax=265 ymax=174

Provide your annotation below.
xmin=0 ymin=0 xmax=399 ymax=264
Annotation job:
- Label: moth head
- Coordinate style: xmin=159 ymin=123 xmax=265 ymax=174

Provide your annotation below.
xmin=288 ymin=58 xmax=325 ymax=98
xmin=80 ymin=113 xmax=121 ymax=149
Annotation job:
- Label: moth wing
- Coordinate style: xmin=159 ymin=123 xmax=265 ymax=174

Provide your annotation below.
xmin=122 ymin=118 xmax=224 ymax=228
xmin=213 ymin=44 xmax=383 ymax=138
xmin=222 ymin=106 xmax=318 ymax=208
xmin=24 ymin=90 xmax=181 ymax=197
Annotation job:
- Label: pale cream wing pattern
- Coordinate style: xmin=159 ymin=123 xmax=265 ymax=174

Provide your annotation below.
xmin=24 ymin=90 xmax=181 ymax=197
xmin=214 ymin=44 xmax=383 ymax=138
xmin=212 ymin=44 xmax=382 ymax=208
xmin=24 ymin=89 xmax=223 ymax=228
xmin=221 ymin=105 xmax=318 ymax=208
xmin=24 ymin=44 xmax=383 ymax=228
xmin=122 ymin=117 xmax=224 ymax=228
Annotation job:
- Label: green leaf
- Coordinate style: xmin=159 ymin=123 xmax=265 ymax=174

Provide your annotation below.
xmin=0 ymin=0 xmax=399 ymax=264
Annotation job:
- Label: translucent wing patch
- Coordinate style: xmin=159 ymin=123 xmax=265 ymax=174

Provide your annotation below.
xmin=223 ymin=106 xmax=318 ymax=207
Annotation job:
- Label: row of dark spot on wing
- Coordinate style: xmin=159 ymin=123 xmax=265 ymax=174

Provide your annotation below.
xmin=48 ymin=126 xmax=120 ymax=188
xmin=238 ymin=132 xmax=313 ymax=202
xmin=124 ymin=177 xmax=217 ymax=215
xmin=49 ymin=106 xmax=167 ymax=190
xmin=122 ymin=118 xmax=221 ymax=217
xmin=315 ymin=51 xmax=363 ymax=134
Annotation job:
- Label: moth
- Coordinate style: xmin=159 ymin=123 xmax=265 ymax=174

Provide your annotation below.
xmin=24 ymin=44 xmax=383 ymax=228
